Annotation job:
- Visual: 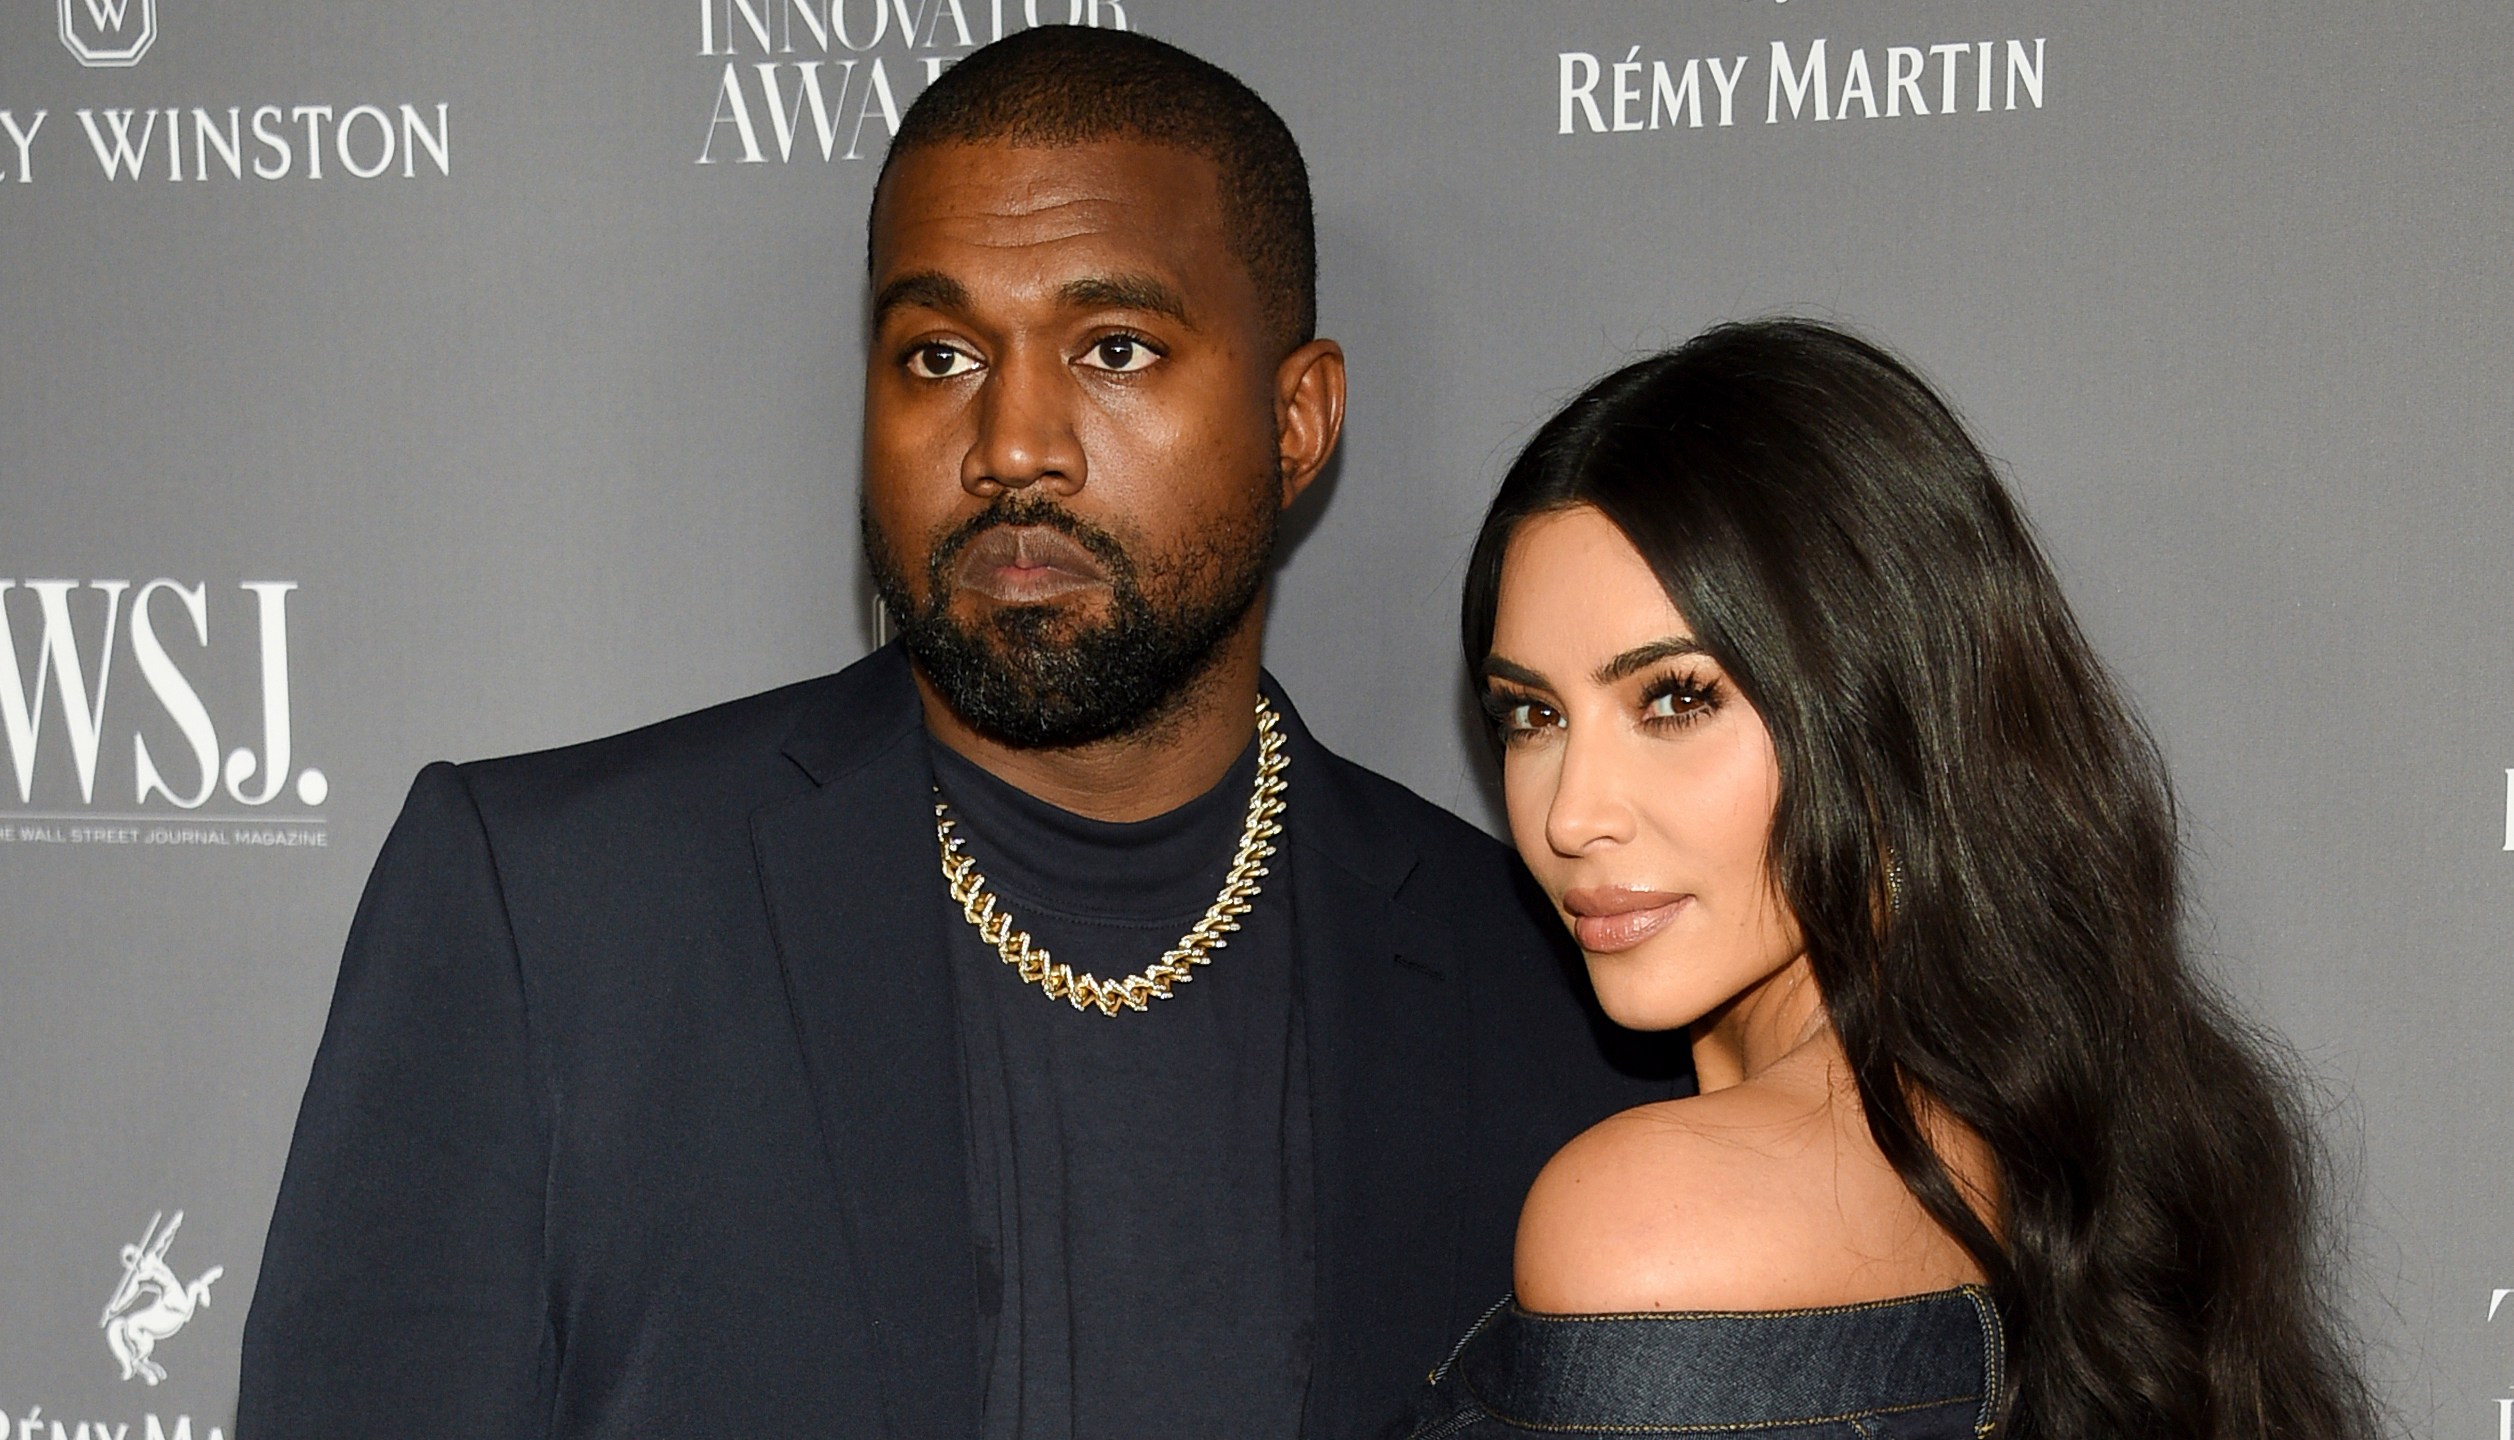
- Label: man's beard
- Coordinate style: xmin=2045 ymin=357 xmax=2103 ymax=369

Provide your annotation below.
xmin=863 ymin=484 xmax=1279 ymax=749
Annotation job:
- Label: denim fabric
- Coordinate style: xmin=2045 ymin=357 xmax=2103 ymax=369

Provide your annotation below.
xmin=1397 ymin=1286 xmax=2002 ymax=1438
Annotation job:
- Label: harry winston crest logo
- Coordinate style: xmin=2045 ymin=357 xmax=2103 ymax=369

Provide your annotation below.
xmin=101 ymin=1211 xmax=222 ymax=1385
xmin=59 ymin=0 xmax=158 ymax=67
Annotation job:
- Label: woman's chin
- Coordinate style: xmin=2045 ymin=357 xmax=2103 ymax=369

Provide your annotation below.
xmin=1588 ymin=984 xmax=1704 ymax=1036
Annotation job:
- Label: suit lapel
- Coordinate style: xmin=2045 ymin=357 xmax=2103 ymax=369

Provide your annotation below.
xmin=752 ymin=648 xmax=979 ymax=1440
xmin=1272 ymin=687 xmax=1471 ymax=1439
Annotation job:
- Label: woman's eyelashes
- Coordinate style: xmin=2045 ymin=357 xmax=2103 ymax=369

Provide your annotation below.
xmin=1480 ymin=687 xmax=1560 ymax=745
xmin=1637 ymin=669 xmax=1724 ymax=729
xmin=1481 ymin=670 xmax=1724 ymax=746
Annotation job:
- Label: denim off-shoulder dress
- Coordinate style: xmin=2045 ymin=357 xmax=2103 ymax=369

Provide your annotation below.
xmin=1396 ymin=1286 xmax=2004 ymax=1439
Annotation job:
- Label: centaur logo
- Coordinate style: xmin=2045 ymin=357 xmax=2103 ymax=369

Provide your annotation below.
xmin=60 ymin=0 xmax=157 ymax=68
xmin=103 ymin=1211 xmax=223 ymax=1385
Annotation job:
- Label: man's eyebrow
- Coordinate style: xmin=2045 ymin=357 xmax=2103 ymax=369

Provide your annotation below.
xmin=1061 ymin=274 xmax=1194 ymax=327
xmin=1594 ymin=637 xmax=1708 ymax=686
xmin=873 ymin=270 xmax=970 ymax=323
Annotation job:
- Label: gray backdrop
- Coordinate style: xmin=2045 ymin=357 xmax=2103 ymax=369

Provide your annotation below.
xmin=3 ymin=0 xmax=2505 ymax=1433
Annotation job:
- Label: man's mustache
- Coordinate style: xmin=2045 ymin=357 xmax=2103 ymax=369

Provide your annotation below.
xmin=925 ymin=497 xmax=1137 ymax=595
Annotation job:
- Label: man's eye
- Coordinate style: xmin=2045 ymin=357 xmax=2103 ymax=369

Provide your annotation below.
xmin=1080 ymin=335 xmax=1160 ymax=373
xmin=909 ymin=344 xmax=980 ymax=379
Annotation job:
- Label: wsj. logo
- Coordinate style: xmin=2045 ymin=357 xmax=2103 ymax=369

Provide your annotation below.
xmin=103 ymin=1211 xmax=222 ymax=1385
xmin=59 ymin=0 xmax=157 ymax=68
xmin=0 ymin=580 xmax=325 ymax=812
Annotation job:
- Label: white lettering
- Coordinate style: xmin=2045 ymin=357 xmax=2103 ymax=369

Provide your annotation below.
xmin=833 ymin=0 xmax=891 ymax=51
xmin=1559 ymin=52 xmax=1605 ymax=134
xmin=699 ymin=62 xmax=766 ymax=162
xmin=726 ymin=0 xmax=775 ymax=52
xmin=759 ymin=60 xmax=850 ymax=160
xmin=400 ymin=104 xmax=451 ymax=176
xmin=1650 ymin=57 xmax=1702 ymax=130
xmin=131 ymin=580 xmax=219 ymax=810
xmin=1767 ymin=38 xmax=1829 ymax=123
xmin=784 ymin=0 xmax=829 ymax=51
xmin=2007 ymin=38 xmax=2045 ymax=110
xmin=1707 ymin=55 xmax=1748 ymax=127
xmin=252 ymin=105 xmax=290 ymax=177
xmin=1930 ymin=42 xmax=1968 ymax=115
xmin=194 ymin=107 xmax=243 ymax=180
xmin=291 ymin=105 xmax=333 ymax=178
xmin=0 ymin=581 xmax=129 ymax=804
xmin=845 ymin=55 xmax=901 ymax=159
xmin=1835 ymin=47 xmax=1877 ymax=120
xmin=921 ymin=0 xmax=976 ymax=46
xmin=222 ymin=582 xmax=296 ymax=807
xmin=1611 ymin=47 xmax=1644 ymax=132
xmin=1886 ymin=46 xmax=1927 ymax=116
xmin=76 ymin=108 xmax=159 ymax=180
xmin=1 ymin=110 xmax=45 ymax=183
xmin=336 ymin=104 xmax=395 ymax=178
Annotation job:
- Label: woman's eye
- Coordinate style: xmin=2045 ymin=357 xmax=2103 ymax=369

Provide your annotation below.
xmin=1641 ymin=681 xmax=1719 ymax=725
xmin=1080 ymin=335 xmax=1160 ymax=373
xmin=909 ymin=343 xmax=980 ymax=379
xmin=1495 ymin=699 xmax=1562 ymax=741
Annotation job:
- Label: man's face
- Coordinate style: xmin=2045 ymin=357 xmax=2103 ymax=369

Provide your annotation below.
xmin=862 ymin=139 xmax=1293 ymax=749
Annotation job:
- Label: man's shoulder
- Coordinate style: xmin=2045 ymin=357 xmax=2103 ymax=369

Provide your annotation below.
xmin=1293 ymin=738 xmax=1541 ymax=925
xmin=456 ymin=673 xmax=834 ymax=811
xmin=438 ymin=648 xmax=916 ymax=838
xmin=1304 ymin=744 xmax=1507 ymax=862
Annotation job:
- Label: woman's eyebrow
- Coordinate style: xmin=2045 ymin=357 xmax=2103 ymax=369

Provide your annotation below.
xmin=1479 ymin=656 xmax=1548 ymax=689
xmin=1593 ymin=637 xmax=1707 ymax=685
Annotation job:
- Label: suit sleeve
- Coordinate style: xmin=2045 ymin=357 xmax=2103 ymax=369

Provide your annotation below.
xmin=239 ymin=762 xmax=554 ymax=1437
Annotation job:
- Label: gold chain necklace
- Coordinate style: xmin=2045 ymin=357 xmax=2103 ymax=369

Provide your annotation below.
xmin=933 ymin=697 xmax=1290 ymax=1017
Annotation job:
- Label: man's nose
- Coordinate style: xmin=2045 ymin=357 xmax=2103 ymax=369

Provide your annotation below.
xmin=963 ymin=348 xmax=1084 ymax=498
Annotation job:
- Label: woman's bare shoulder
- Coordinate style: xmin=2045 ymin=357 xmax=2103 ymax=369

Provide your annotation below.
xmin=1511 ymin=1079 xmax=1985 ymax=1316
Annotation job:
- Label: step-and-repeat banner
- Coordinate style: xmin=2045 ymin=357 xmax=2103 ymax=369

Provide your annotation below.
xmin=3 ymin=0 xmax=2506 ymax=1432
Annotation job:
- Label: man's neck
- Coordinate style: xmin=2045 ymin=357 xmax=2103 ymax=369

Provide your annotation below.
xmin=912 ymin=622 xmax=1266 ymax=824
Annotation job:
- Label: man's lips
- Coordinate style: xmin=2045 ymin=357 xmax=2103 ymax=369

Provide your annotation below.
xmin=1560 ymin=887 xmax=1690 ymax=954
xmin=951 ymin=524 xmax=1111 ymax=603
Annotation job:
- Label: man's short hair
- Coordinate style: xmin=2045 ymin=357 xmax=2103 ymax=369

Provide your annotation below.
xmin=876 ymin=26 xmax=1317 ymax=353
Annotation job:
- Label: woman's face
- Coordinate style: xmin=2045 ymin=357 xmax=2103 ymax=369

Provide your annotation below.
xmin=1484 ymin=505 xmax=1803 ymax=1033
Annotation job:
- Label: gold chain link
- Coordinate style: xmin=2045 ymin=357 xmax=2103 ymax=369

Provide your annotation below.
xmin=933 ymin=697 xmax=1290 ymax=1017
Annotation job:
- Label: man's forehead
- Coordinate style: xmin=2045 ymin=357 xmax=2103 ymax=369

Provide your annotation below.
xmin=870 ymin=138 xmax=1231 ymax=277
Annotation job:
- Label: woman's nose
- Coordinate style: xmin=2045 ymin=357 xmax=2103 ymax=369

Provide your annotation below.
xmin=1543 ymin=725 xmax=1637 ymax=857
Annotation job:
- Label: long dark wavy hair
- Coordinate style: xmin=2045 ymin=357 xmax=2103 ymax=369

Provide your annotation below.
xmin=1462 ymin=320 xmax=2376 ymax=1440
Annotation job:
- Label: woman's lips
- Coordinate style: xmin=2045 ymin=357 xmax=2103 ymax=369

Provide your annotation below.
xmin=1560 ymin=887 xmax=1689 ymax=954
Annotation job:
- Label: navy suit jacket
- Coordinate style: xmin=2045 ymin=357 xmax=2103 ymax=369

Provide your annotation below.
xmin=239 ymin=646 xmax=1684 ymax=1438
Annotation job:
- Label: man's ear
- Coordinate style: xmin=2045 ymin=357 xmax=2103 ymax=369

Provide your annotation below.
xmin=1272 ymin=338 xmax=1347 ymax=509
